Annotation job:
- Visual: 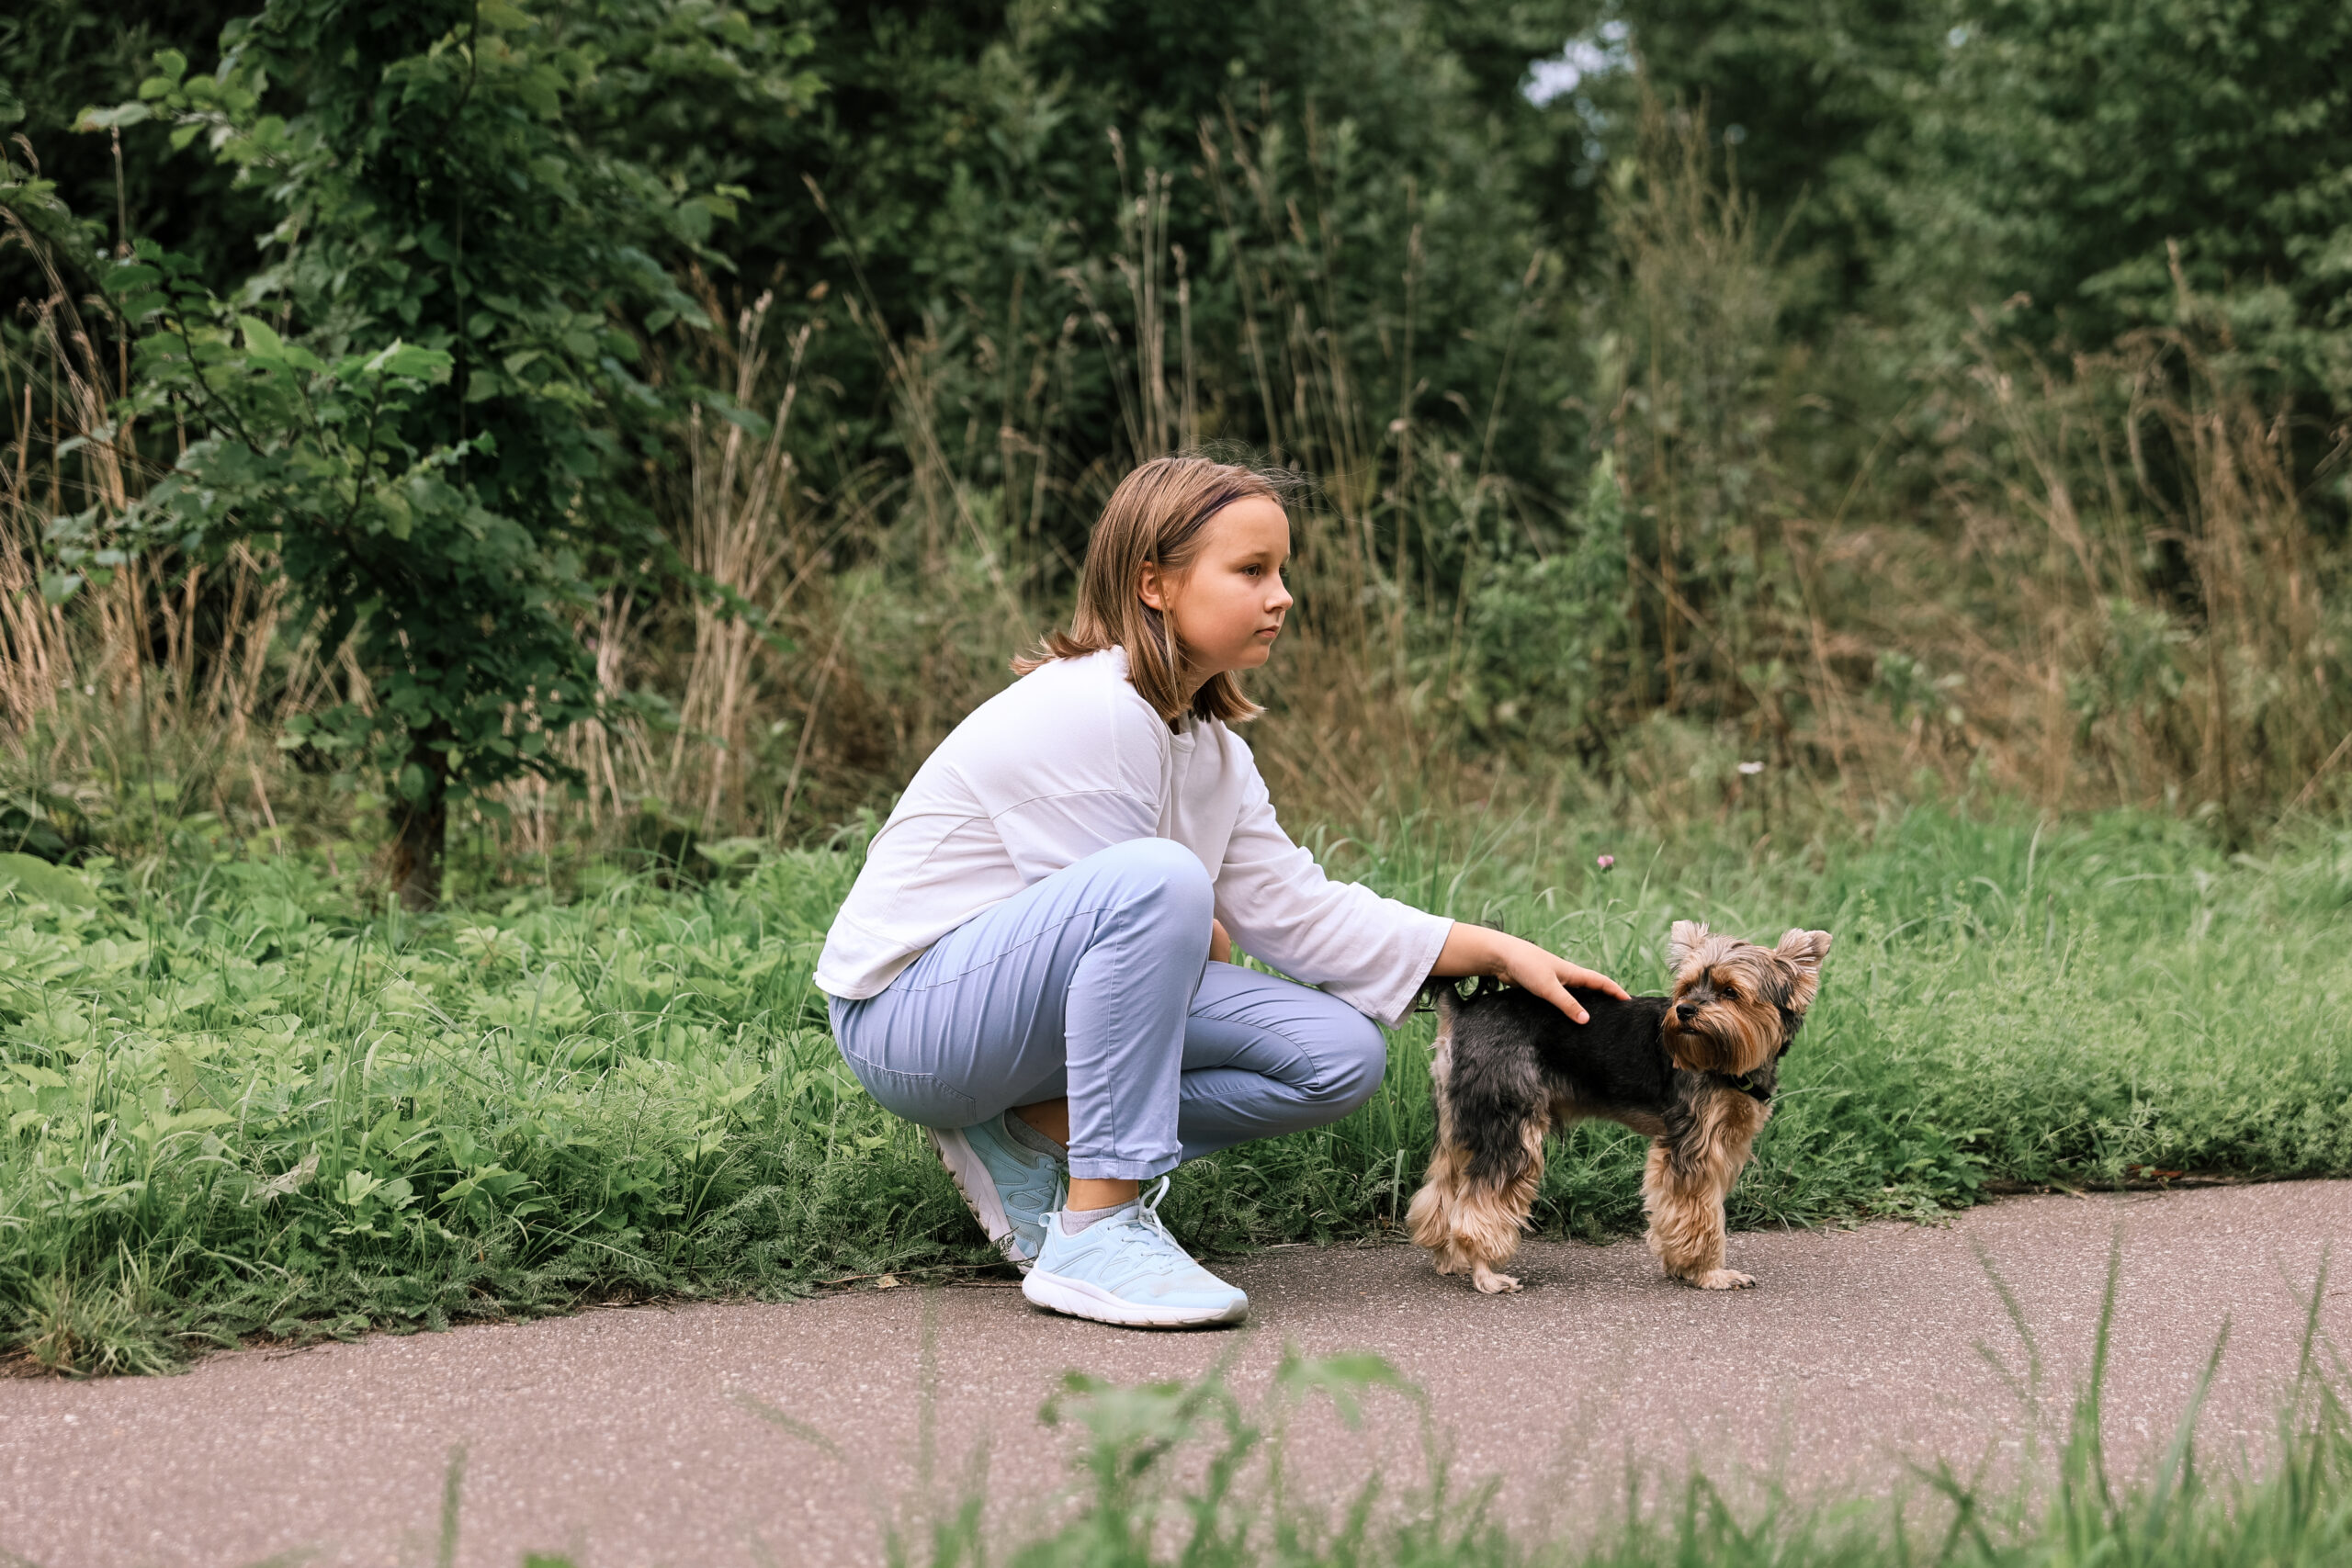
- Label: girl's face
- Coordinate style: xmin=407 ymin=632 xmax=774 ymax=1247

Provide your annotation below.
xmin=1139 ymin=497 xmax=1293 ymax=688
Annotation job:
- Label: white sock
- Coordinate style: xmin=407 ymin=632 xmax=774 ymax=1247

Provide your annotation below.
xmin=1058 ymin=1201 xmax=1133 ymax=1236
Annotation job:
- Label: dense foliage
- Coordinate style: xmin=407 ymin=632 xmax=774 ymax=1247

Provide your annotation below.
xmin=5 ymin=0 xmax=2350 ymax=863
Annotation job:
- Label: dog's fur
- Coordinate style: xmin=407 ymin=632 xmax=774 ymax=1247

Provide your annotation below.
xmin=1406 ymin=921 xmax=1833 ymax=1293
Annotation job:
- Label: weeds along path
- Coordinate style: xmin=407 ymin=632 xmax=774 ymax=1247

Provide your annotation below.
xmin=2 ymin=1180 xmax=2345 ymax=1568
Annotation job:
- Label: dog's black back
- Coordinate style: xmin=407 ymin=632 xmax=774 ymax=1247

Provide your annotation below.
xmin=1442 ymin=984 xmax=1690 ymax=1186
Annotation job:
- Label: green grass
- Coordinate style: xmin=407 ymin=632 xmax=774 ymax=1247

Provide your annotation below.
xmin=4 ymin=803 xmax=2350 ymax=1373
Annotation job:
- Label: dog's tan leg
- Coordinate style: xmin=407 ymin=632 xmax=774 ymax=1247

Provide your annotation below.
xmin=1407 ymin=997 xmax=1548 ymax=1293
xmin=1408 ymin=1122 xmax=1546 ymax=1292
xmin=1644 ymin=1093 xmax=1769 ymax=1290
xmin=1453 ymin=1117 xmax=1548 ymax=1292
xmin=1407 ymin=1142 xmax=1471 ymax=1275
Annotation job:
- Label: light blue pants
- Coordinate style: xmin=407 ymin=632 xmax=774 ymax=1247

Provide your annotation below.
xmin=827 ymin=838 xmax=1389 ymax=1180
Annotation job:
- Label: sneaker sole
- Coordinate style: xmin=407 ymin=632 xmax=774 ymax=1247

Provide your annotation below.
xmin=1021 ymin=1268 xmax=1248 ymax=1327
xmin=928 ymin=1126 xmax=1036 ymax=1271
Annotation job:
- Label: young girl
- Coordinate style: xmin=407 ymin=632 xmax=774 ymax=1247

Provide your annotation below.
xmin=817 ymin=457 xmax=1623 ymax=1327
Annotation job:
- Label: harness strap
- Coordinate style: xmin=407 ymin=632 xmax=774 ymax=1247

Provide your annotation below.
xmin=1711 ymin=1070 xmax=1774 ymax=1103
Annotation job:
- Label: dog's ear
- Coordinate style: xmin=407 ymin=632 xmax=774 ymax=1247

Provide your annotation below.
xmin=1774 ymin=929 xmax=1834 ymax=1010
xmin=1668 ymin=919 xmax=1709 ymax=973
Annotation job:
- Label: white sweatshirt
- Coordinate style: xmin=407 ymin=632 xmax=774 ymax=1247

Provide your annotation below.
xmin=814 ymin=648 xmax=1453 ymax=1027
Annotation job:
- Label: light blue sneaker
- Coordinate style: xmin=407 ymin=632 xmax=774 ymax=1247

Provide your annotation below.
xmin=930 ymin=1114 xmax=1062 ymax=1269
xmin=1021 ymin=1177 xmax=1249 ymax=1327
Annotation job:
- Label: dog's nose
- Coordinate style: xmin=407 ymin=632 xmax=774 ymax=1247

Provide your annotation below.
xmin=1675 ymin=1002 xmax=1697 ymax=1023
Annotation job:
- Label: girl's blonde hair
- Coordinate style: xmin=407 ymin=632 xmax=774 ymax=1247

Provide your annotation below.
xmin=1016 ymin=455 xmax=1299 ymax=725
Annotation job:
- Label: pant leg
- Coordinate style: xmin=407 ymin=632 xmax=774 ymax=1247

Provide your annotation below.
xmin=1174 ymin=962 xmax=1390 ymax=1162
xmin=827 ymin=837 xmax=1213 ymax=1180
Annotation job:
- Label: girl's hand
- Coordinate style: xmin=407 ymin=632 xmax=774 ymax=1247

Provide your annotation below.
xmin=1431 ymin=922 xmax=1627 ymax=1024
xmin=1209 ymin=918 xmax=1233 ymax=965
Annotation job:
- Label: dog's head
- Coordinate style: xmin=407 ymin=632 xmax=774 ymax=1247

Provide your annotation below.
xmin=1661 ymin=921 xmax=1834 ymax=1077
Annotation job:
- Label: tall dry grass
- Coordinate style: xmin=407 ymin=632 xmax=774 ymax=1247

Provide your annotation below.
xmin=662 ymin=283 xmax=812 ymax=830
xmin=1838 ymin=259 xmax=2352 ymax=837
xmin=2 ymin=165 xmax=334 ymax=859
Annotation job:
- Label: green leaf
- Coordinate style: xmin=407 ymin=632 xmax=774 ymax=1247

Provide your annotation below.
xmin=364 ymin=341 xmax=451 ymax=381
xmin=0 ymin=852 xmax=96 ymax=908
xmin=376 ymin=487 xmax=413 ymax=541
xmin=336 ymin=1168 xmax=383 ymax=1208
xmin=237 ymin=315 xmax=285 ymax=360
xmin=75 ymin=103 xmax=153 ymax=130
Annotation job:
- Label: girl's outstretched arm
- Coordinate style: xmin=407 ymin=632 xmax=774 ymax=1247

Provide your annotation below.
xmin=1431 ymin=924 xmax=1627 ymax=1025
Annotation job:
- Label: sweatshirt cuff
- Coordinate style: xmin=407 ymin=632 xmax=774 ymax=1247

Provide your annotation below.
xmin=1364 ymin=913 xmax=1456 ymax=1030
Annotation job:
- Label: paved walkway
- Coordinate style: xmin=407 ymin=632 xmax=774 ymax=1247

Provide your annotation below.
xmin=3 ymin=1181 xmax=2346 ymax=1568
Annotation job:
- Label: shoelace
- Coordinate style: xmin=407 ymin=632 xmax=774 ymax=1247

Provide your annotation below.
xmin=1097 ymin=1177 xmax=1187 ymax=1276
xmin=1045 ymin=1175 xmax=1189 ymax=1273
xmin=1133 ymin=1176 xmax=1176 ymax=1245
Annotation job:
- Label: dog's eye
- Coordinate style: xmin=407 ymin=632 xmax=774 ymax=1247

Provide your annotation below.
xmin=1718 ymin=986 xmax=1738 ymax=1000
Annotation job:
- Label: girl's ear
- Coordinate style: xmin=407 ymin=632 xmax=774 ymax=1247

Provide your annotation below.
xmin=1137 ymin=560 xmax=1170 ymax=612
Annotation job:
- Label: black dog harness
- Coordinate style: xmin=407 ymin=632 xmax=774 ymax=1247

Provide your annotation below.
xmin=1710 ymin=1069 xmax=1774 ymax=1103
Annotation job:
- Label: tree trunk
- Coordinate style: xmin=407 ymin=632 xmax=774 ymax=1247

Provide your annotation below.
xmin=390 ymin=793 xmax=447 ymax=910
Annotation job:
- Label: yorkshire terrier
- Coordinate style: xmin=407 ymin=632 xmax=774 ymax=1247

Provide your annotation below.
xmin=1407 ymin=921 xmax=1833 ymax=1294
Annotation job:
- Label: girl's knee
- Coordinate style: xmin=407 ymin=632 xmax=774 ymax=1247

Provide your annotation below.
xmin=1098 ymin=837 xmax=1214 ymax=923
xmin=1317 ymin=1010 xmax=1389 ymax=1114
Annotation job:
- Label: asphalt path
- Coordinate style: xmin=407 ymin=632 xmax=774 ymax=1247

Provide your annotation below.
xmin=3 ymin=1180 xmax=2346 ymax=1568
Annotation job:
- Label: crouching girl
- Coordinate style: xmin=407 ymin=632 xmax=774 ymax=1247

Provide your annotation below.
xmin=816 ymin=456 xmax=1620 ymax=1327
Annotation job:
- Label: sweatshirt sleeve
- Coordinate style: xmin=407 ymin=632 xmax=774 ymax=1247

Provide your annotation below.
xmin=1212 ymin=749 xmax=1453 ymax=1029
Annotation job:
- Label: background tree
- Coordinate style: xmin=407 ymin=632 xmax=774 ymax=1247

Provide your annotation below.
xmin=1891 ymin=0 xmax=2352 ymax=392
xmin=62 ymin=0 xmax=751 ymax=905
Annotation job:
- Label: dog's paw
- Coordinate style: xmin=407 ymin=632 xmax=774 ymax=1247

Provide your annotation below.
xmin=1470 ymin=1265 xmax=1522 ymax=1294
xmin=1688 ymin=1269 xmax=1755 ymax=1291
